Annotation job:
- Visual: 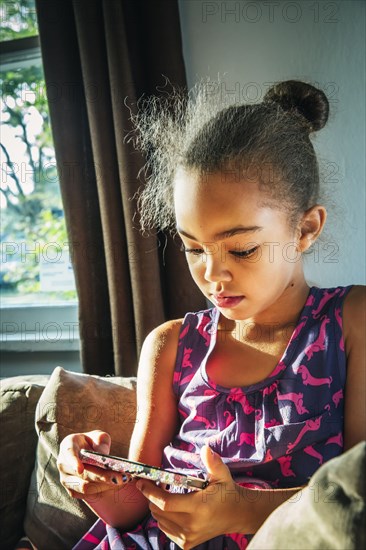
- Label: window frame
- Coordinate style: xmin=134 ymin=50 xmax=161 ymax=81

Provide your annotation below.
xmin=0 ymin=36 xmax=80 ymax=357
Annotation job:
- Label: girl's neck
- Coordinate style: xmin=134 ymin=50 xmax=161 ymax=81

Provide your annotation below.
xmin=218 ymin=279 xmax=310 ymax=345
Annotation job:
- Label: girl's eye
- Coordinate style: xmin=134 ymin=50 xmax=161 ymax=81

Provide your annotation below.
xmin=182 ymin=247 xmax=204 ymax=256
xmin=181 ymin=244 xmax=259 ymax=259
xmin=230 ymin=246 xmax=259 ymax=258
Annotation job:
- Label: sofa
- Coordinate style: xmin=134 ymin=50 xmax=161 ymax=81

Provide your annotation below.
xmin=1 ymin=366 xmax=365 ymax=550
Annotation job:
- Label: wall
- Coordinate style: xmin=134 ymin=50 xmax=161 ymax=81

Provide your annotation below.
xmin=0 ymin=351 xmax=81 ymax=378
xmin=178 ymin=0 xmax=365 ymax=286
xmin=0 ymin=304 xmax=81 ymax=377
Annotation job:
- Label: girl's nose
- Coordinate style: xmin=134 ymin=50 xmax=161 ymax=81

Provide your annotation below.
xmin=203 ymin=252 xmax=232 ymax=283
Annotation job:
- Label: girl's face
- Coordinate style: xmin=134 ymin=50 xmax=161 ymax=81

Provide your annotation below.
xmin=174 ymin=168 xmax=309 ymax=323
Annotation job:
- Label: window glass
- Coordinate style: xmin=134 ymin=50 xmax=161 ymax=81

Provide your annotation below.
xmin=0 ymin=0 xmax=38 ymax=41
xmin=1 ymin=0 xmax=77 ymax=305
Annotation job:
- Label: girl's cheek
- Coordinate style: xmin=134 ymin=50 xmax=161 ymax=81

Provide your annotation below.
xmin=189 ymin=262 xmax=205 ymax=279
xmin=188 ymin=261 xmax=208 ymax=285
xmin=185 ymin=254 xmax=204 ymax=268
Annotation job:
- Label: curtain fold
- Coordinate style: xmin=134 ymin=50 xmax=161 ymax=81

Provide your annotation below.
xmin=35 ymin=0 xmax=205 ymax=375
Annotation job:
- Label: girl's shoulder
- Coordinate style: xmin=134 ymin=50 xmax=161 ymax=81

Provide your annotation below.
xmin=341 ymin=285 xmax=366 ymax=450
xmin=143 ymin=307 xmax=216 ymax=354
xmin=143 ymin=318 xmax=185 ymax=355
xmin=343 ymin=283 xmax=366 ymax=308
xmin=343 ymin=284 xmax=366 ymax=349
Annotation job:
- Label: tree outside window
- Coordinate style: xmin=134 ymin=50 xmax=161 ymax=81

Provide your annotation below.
xmin=1 ymin=0 xmax=77 ymax=304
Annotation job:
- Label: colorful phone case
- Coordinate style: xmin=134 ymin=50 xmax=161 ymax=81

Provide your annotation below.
xmin=79 ymin=449 xmax=208 ymax=491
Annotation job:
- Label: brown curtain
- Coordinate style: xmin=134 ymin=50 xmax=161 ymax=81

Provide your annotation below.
xmin=35 ymin=0 xmax=205 ymax=376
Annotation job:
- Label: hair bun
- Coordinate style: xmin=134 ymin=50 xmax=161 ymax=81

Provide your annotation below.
xmin=263 ymin=80 xmax=329 ymax=132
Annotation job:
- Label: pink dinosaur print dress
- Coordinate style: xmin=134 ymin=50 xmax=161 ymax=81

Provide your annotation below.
xmin=73 ymin=285 xmax=352 ymax=550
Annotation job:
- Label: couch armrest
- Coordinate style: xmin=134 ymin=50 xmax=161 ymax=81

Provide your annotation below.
xmin=248 ymin=442 xmax=366 ymax=550
xmin=0 ymin=375 xmax=49 ymax=550
xmin=24 ymin=367 xmax=137 ymax=549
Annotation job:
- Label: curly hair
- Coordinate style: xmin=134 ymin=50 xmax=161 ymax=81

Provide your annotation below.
xmin=128 ymin=79 xmax=329 ymax=233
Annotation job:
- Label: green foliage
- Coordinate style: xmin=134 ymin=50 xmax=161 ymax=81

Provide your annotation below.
xmin=0 ymin=0 xmax=38 ymax=41
xmin=3 ymin=209 xmax=76 ymax=301
xmin=1 ymin=39 xmax=75 ymax=300
xmin=1 ymin=64 xmax=60 ymax=208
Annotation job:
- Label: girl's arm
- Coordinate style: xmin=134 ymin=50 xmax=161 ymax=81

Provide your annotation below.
xmin=58 ymin=319 xmax=182 ymax=530
xmin=85 ymin=319 xmax=182 ymax=528
xmin=342 ymin=285 xmax=366 ymax=449
xmin=128 ymin=319 xmax=182 ymax=465
xmin=136 ymin=446 xmax=305 ymax=549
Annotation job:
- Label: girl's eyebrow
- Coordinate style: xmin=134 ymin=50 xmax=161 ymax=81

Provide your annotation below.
xmin=177 ymin=225 xmax=263 ymax=240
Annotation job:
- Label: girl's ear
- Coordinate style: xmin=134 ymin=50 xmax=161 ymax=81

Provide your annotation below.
xmin=297 ymin=205 xmax=327 ymax=252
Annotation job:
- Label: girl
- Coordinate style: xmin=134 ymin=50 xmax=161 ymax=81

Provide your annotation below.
xmin=58 ymin=80 xmax=365 ymax=549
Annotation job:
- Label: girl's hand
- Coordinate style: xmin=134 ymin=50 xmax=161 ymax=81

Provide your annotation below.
xmin=57 ymin=430 xmax=130 ymax=500
xmin=136 ymin=446 xmax=246 ymax=549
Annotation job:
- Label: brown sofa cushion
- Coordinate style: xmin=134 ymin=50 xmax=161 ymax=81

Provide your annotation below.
xmin=248 ymin=441 xmax=366 ymax=550
xmin=24 ymin=367 xmax=137 ymax=550
xmin=0 ymin=375 xmax=49 ymax=550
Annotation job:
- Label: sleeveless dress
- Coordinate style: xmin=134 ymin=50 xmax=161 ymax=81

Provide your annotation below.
xmin=73 ymin=285 xmax=352 ymax=550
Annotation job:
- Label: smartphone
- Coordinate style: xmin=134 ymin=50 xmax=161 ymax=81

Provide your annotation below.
xmin=79 ymin=449 xmax=208 ymax=491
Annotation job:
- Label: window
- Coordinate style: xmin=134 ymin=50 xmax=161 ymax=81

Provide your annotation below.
xmin=1 ymin=0 xmax=80 ymax=363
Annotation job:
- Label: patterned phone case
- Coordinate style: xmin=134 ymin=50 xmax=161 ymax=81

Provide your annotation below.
xmin=79 ymin=449 xmax=208 ymax=491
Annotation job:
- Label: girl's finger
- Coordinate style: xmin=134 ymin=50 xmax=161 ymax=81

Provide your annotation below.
xmin=83 ymin=430 xmax=111 ymax=454
xmin=58 ymin=431 xmax=111 ymax=476
xmin=79 ymin=466 xmax=132 ymax=486
xmin=58 ymin=437 xmax=89 ymax=474
xmin=61 ymin=473 xmax=128 ymax=495
xmin=136 ymin=479 xmax=195 ymax=513
xmin=57 ymin=447 xmax=85 ymax=476
xmin=151 ymin=515 xmax=189 ymax=549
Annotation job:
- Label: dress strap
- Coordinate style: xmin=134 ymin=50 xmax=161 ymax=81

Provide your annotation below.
xmin=172 ymin=309 xmax=218 ymax=396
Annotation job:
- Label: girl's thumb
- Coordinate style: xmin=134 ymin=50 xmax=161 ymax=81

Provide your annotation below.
xmin=88 ymin=430 xmax=111 ymax=454
xmin=200 ymin=445 xmax=232 ymax=483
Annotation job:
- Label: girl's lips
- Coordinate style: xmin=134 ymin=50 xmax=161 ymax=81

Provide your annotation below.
xmin=213 ymin=295 xmax=244 ymax=308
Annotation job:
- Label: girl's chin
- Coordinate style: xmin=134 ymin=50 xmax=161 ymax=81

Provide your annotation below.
xmin=205 ymin=295 xmax=249 ymax=319
xmin=217 ymin=305 xmax=250 ymax=321
xmin=221 ymin=311 xmax=249 ymax=321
